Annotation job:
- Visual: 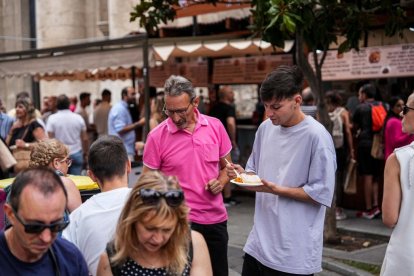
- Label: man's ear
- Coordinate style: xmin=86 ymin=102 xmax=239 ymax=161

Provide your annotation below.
xmin=3 ymin=203 xmax=14 ymax=225
xmin=87 ymin=170 xmax=97 ymax=182
xmin=193 ymin=96 xmax=200 ymax=108
xmin=126 ymin=160 xmax=131 ymax=175
xmin=295 ymin=94 xmax=303 ymax=106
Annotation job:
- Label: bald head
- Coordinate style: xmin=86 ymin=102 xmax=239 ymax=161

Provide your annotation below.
xmin=219 ymin=86 xmax=234 ymax=104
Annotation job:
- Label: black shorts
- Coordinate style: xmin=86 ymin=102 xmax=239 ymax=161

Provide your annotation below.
xmin=191 ymin=221 xmax=228 ymax=276
xmin=242 ymin=253 xmax=314 ymax=276
xmin=356 ymin=146 xmax=381 ymax=176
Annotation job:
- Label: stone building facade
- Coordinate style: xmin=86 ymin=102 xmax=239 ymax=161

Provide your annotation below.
xmin=0 ymin=0 xmax=141 ymax=111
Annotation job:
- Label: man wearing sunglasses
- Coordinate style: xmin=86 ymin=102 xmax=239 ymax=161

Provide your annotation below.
xmin=143 ymin=75 xmax=232 ymax=276
xmin=0 ymin=168 xmax=88 ymax=275
xmin=63 ymin=135 xmax=132 ymax=275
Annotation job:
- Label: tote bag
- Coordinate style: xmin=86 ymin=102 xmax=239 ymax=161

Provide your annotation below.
xmin=0 ymin=138 xmax=16 ymax=171
xmin=344 ymin=159 xmax=357 ymax=194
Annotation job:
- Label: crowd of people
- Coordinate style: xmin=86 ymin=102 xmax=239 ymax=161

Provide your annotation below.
xmin=0 ymin=65 xmax=413 ymax=275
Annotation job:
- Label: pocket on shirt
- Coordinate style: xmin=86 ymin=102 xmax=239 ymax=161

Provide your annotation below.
xmin=204 ymin=144 xmax=219 ymax=162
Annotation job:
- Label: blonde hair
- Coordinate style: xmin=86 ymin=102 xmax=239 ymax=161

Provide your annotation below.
xmin=112 ymin=171 xmax=190 ymax=274
xmin=29 ymin=139 xmax=69 ymax=168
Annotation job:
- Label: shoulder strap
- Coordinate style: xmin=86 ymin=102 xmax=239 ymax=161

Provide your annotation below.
xmin=20 ymin=119 xmax=36 ymax=141
xmin=188 ymin=239 xmax=193 ymax=262
xmin=48 ymin=247 xmax=60 ymax=276
xmin=105 ymin=242 xmax=122 ymax=276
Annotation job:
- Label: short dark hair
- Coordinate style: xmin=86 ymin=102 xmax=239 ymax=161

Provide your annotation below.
xmin=325 ymin=90 xmax=343 ymax=106
xmin=88 ymin=135 xmax=128 ymax=183
xmin=102 ymin=89 xmax=111 ymax=97
xmin=260 ymin=65 xmax=304 ymax=102
xmin=121 ymin=87 xmax=129 ymax=98
xmin=9 ymin=168 xmax=67 ymax=212
xmin=149 ymin=86 xmax=157 ymax=98
xmin=56 ymin=94 xmax=70 ymax=110
xmin=360 ymin=83 xmax=376 ymax=99
xmin=79 ymin=92 xmax=91 ymax=101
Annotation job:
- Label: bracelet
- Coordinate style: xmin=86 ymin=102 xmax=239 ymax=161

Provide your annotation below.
xmin=25 ymin=143 xmax=29 ymax=148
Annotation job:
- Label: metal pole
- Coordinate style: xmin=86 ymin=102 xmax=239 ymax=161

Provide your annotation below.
xmin=143 ymin=35 xmax=150 ymax=142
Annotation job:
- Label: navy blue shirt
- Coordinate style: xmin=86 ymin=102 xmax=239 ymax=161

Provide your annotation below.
xmin=0 ymin=231 xmax=89 ymax=276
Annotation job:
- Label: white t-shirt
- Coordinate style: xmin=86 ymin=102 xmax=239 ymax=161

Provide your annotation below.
xmin=244 ymin=116 xmax=336 ymax=274
xmin=62 ymin=187 xmax=131 ymax=276
xmin=46 ymin=110 xmax=86 ymax=154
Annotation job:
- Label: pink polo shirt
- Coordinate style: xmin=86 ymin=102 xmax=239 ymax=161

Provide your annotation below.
xmin=143 ymin=109 xmax=232 ymax=224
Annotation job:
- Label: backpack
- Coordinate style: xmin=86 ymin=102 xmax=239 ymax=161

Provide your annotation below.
xmin=329 ymin=107 xmax=344 ymax=149
xmin=370 ymin=102 xmax=387 ymax=132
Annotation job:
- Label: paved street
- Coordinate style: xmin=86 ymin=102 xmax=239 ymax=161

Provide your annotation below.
xmin=226 ymin=192 xmax=389 ymax=275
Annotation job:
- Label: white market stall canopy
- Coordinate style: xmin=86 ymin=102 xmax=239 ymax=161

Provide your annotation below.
xmin=0 ymin=34 xmax=150 ymax=78
xmin=0 ymin=34 xmax=293 ymax=79
xmin=152 ymin=38 xmax=294 ymax=61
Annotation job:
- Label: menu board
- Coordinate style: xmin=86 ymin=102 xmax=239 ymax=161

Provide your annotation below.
xmin=212 ymin=55 xmax=293 ymax=84
xmin=309 ymin=43 xmax=414 ymax=81
xmin=150 ymin=61 xmax=208 ymax=87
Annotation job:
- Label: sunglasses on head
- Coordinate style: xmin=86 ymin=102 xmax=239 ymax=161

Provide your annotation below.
xmin=138 ymin=188 xmax=184 ymax=207
xmin=402 ymin=105 xmax=414 ymax=116
xmin=12 ymin=208 xmax=69 ymax=234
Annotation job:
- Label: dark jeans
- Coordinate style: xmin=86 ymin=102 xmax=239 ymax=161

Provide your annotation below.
xmin=191 ymin=221 xmax=228 ymax=276
xmin=68 ymin=150 xmax=83 ymax=175
xmin=242 ymin=253 xmax=314 ymax=276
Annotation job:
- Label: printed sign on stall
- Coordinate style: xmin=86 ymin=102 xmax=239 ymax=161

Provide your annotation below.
xmin=309 ymin=43 xmax=414 ymax=81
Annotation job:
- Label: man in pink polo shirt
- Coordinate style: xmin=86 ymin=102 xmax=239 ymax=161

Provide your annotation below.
xmin=143 ymin=75 xmax=232 ymax=276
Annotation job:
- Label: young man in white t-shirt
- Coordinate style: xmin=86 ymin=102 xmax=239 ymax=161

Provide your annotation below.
xmin=227 ymin=65 xmax=336 ymax=275
xmin=63 ymin=135 xmax=132 ymax=275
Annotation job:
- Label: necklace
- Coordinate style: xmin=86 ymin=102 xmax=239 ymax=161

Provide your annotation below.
xmin=134 ymin=251 xmax=164 ymax=269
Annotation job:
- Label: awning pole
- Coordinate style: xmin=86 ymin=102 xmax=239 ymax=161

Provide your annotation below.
xmin=143 ymin=34 xmax=150 ymax=142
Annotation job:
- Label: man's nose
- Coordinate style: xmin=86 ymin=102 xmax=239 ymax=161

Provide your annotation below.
xmin=170 ymin=112 xmax=181 ymax=121
xmin=265 ymin=107 xmax=274 ymax=117
xmin=38 ymin=228 xmax=53 ymax=243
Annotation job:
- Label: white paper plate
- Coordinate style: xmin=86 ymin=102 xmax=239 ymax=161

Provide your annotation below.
xmin=230 ymin=179 xmax=263 ymax=187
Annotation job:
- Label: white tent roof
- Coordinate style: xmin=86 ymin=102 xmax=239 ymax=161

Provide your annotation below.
xmin=0 ymin=46 xmax=146 ymax=78
xmin=0 ymin=35 xmax=149 ymax=78
xmin=0 ymin=35 xmax=293 ymax=78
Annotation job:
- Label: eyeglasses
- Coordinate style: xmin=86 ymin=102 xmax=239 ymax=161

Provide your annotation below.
xmin=138 ymin=188 xmax=184 ymax=207
xmin=162 ymin=100 xmax=193 ymax=116
xmin=402 ymin=105 xmax=414 ymax=115
xmin=12 ymin=208 xmax=69 ymax=234
xmin=58 ymin=158 xmax=72 ymax=167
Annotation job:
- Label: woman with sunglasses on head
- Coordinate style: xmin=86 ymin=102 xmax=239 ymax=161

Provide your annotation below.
xmin=29 ymin=139 xmax=81 ymax=212
xmin=97 ymin=171 xmax=212 ymax=276
xmin=383 ymin=96 xmax=414 ymax=160
xmin=380 ymin=92 xmax=414 ymax=275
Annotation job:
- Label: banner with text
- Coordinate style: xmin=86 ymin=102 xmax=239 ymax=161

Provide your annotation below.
xmin=309 ymin=43 xmax=414 ymax=81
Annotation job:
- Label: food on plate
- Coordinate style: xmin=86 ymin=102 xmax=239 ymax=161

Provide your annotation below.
xmin=240 ymin=173 xmax=261 ymax=183
xmin=235 ymin=176 xmax=243 ymax=183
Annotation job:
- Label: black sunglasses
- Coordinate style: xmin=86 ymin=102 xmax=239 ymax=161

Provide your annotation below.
xmin=402 ymin=105 xmax=414 ymax=116
xmin=138 ymin=188 xmax=184 ymax=207
xmin=12 ymin=208 xmax=69 ymax=234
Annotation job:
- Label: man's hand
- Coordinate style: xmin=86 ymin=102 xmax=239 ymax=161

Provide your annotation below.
xmin=205 ymin=179 xmax=224 ymax=195
xmin=225 ymin=162 xmax=245 ymax=179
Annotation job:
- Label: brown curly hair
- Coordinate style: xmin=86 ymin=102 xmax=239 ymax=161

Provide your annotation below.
xmin=29 ymin=139 xmax=69 ymax=168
